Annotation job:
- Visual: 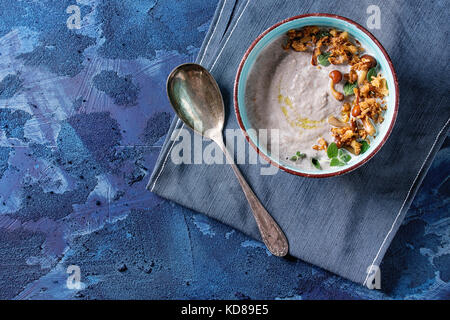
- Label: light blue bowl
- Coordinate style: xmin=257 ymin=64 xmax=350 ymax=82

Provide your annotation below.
xmin=234 ymin=14 xmax=399 ymax=177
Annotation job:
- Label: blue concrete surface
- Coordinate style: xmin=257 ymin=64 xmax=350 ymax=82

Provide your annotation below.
xmin=0 ymin=0 xmax=448 ymax=300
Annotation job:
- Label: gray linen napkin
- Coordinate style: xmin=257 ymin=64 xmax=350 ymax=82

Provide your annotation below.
xmin=148 ymin=0 xmax=450 ymax=284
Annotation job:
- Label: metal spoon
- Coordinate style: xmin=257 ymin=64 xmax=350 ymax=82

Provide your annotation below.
xmin=166 ymin=63 xmax=289 ymax=256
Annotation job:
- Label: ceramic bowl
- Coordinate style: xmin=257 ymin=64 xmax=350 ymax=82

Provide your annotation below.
xmin=234 ymin=14 xmax=398 ymax=177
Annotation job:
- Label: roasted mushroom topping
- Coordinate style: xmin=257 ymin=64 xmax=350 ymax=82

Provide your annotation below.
xmin=353 ymin=87 xmax=360 ymax=105
xmin=312 ymin=137 xmax=328 ymax=150
xmin=328 ymin=115 xmax=348 ymax=128
xmin=348 ymin=69 xmax=358 ymax=83
xmin=362 ymin=116 xmax=376 ymax=136
xmin=329 ymin=70 xmax=342 ymax=83
xmin=355 ymin=54 xmax=377 ymax=84
xmin=291 ymin=40 xmax=308 ymax=52
xmin=329 ymin=70 xmax=344 ymax=101
xmin=311 ymin=36 xmax=328 ymax=66
xmin=352 ymin=104 xmax=361 ymax=117
xmin=348 ymin=140 xmax=362 ymax=155
xmin=360 ymin=54 xmax=377 ymax=68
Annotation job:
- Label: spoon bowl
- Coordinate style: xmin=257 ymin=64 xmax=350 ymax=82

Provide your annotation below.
xmin=167 ymin=63 xmax=224 ymax=139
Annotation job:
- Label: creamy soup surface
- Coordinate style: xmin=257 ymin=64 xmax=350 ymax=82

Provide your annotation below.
xmin=245 ymin=37 xmax=354 ymax=170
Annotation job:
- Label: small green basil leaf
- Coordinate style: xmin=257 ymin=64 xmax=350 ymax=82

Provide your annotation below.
xmin=290 ymin=156 xmax=298 ymax=161
xmin=318 ymin=52 xmax=331 ymax=66
xmin=330 ymin=158 xmax=345 ymax=167
xmin=341 ymin=154 xmax=352 ymax=163
xmin=337 ymin=149 xmax=352 ymax=163
xmin=367 ymin=67 xmax=377 ymax=81
xmin=360 ymin=141 xmax=370 ymax=154
xmin=296 ymin=152 xmax=306 ymax=159
xmin=343 ymin=82 xmax=358 ymax=96
xmin=316 ymin=30 xmax=331 ymax=39
xmin=312 ymin=158 xmax=321 ymax=169
xmin=327 ymin=142 xmax=338 ymax=159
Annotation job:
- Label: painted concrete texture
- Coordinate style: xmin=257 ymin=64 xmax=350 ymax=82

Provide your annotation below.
xmin=0 ymin=0 xmax=448 ymax=300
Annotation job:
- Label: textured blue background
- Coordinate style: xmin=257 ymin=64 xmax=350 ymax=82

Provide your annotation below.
xmin=0 ymin=0 xmax=448 ymax=299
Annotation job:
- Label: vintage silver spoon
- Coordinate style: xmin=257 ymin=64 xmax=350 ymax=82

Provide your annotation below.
xmin=166 ymin=63 xmax=288 ymax=256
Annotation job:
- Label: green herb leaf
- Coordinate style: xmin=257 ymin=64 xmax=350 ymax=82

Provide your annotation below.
xmin=327 ymin=142 xmax=338 ymax=159
xmin=318 ymin=52 xmax=331 ymax=66
xmin=367 ymin=67 xmax=377 ymax=81
xmin=343 ymin=82 xmax=358 ymax=96
xmin=296 ymin=151 xmax=306 ymax=159
xmin=341 ymin=154 xmax=352 ymax=163
xmin=330 ymin=158 xmax=345 ymax=167
xmin=312 ymin=158 xmax=321 ymax=169
xmin=360 ymin=141 xmax=370 ymax=154
xmin=337 ymin=148 xmax=351 ymax=163
xmin=290 ymin=155 xmax=298 ymax=161
xmin=316 ymin=30 xmax=331 ymax=39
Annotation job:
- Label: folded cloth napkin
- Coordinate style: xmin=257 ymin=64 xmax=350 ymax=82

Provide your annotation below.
xmin=148 ymin=0 xmax=450 ymax=285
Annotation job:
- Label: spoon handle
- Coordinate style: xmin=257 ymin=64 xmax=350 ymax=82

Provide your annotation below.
xmin=215 ymin=138 xmax=289 ymax=257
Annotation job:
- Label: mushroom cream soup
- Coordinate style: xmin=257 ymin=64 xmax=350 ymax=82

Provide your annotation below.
xmin=245 ymin=26 xmax=389 ymax=171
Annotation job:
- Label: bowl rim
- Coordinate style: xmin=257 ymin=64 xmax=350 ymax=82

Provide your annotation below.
xmin=233 ymin=13 xmax=399 ymax=178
